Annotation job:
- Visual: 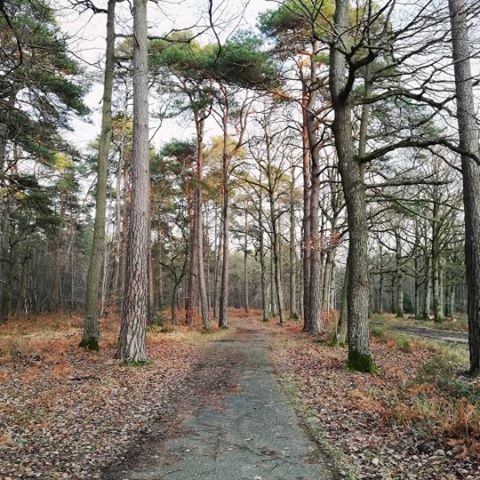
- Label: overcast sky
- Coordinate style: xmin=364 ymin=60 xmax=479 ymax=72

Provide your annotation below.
xmin=61 ymin=0 xmax=272 ymax=151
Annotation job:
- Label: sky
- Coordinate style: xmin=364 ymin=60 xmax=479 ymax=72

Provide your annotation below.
xmin=61 ymin=0 xmax=272 ymax=151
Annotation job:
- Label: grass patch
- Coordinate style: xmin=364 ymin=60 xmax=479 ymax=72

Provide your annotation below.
xmin=126 ymin=360 xmax=152 ymax=368
xmin=160 ymin=326 xmax=175 ymax=334
xmin=393 ymin=334 xmax=412 ymax=353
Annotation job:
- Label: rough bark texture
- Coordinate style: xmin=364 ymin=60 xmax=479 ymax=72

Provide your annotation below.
xmin=330 ymin=0 xmax=373 ymax=372
xmin=195 ymin=115 xmax=209 ymax=330
xmin=244 ymin=207 xmax=249 ymax=314
xmin=289 ymin=171 xmax=297 ymax=319
xmin=448 ymin=0 xmax=480 ymax=375
xmin=395 ymin=231 xmax=404 ymax=318
xmin=185 ymin=177 xmax=196 ymax=326
xmin=306 ymin=41 xmax=323 ymax=334
xmin=301 ymin=84 xmax=312 ymax=330
xmin=258 ymin=174 xmax=268 ymax=322
xmin=116 ymin=0 xmax=149 ymax=363
xmin=219 ymin=99 xmax=230 ymax=328
xmin=80 ymin=0 xmax=116 ymax=350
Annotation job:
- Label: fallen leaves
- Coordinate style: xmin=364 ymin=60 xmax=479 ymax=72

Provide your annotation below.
xmin=271 ymin=326 xmax=480 ymax=480
xmin=0 ymin=315 xmax=203 ymax=480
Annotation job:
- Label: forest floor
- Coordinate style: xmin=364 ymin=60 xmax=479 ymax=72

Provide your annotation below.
xmin=0 ymin=312 xmax=233 ymax=479
xmin=272 ymin=319 xmax=480 ymax=479
xmin=1 ymin=312 xmax=480 ymax=480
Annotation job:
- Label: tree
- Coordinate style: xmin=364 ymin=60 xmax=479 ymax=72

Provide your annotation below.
xmin=448 ymin=0 xmax=480 ymax=375
xmin=0 ymin=0 xmax=88 ymax=321
xmin=80 ymin=0 xmax=117 ymax=351
xmin=116 ymin=0 xmax=149 ymax=363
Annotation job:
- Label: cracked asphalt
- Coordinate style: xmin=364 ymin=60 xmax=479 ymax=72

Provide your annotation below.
xmin=107 ymin=322 xmax=336 ymax=480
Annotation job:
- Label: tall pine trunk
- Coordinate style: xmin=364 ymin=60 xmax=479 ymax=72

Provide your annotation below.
xmin=301 ymin=83 xmax=312 ymax=330
xmin=195 ymin=114 xmax=209 ymax=330
xmin=219 ymin=98 xmax=230 ymax=328
xmin=449 ymin=0 xmax=480 ymax=374
xmin=116 ymin=0 xmax=149 ymax=363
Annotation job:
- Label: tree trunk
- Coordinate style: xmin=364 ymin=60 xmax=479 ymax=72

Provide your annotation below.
xmin=267 ymin=154 xmax=285 ymax=324
xmin=80 ymin=0 xmax=116 ymax=351
xmin=378 ymin=243 xmax=384 ymax=314
xmin=422 ymin=221 xmax=431 ymax=320
xmin=185 ymin=179 xmax=196 ymax=326
xmin=330 ymin=0 xmax=373 ymax=372
xmin=432 ymin=254 xmax=442 ymax=322
xmin=116 ymin=0 xmax=149 ymax=363
xmin=214 ymin=207 xmax=223 ymax=319
xmin=258 ymin=175 xmax=268 ymax=322
xmin=219 ymin=101 xmax=230 ymax=328
xmin=306 ymin=40 xmax=323 ymax=334
xmin=334 ymin=267 xmax=348 ymax=346
xmin=301 ymin=82 xmax=312 ymax=330
xmin=395 ymin=231 xmax=404 ymax=318
xmin=289 ymin=170 xmax=297 ymax=319
xmin=195 ymin=115 xmax=209 ymax=330
xmin=449 ymin=0 xmax=480 ymax=373
xmin=0 ymin=94 xmax=16 ymax=322
xmin=147 ymin=239 xmax=155 ymax=325
xmin=270 ymin=248 xmax=276 ymax=315
xmin=244 ymin=206 xmax=249 ymax=313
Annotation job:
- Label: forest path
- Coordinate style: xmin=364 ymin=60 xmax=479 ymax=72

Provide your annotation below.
xmin=104 ymin=320 xmax=336 ymax=480
xmin=374 ymin=321 xmax=468 ymax=344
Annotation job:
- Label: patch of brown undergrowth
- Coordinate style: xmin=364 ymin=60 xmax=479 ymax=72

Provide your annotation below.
xmin=272 ymin=320 xmax=480 ymax=478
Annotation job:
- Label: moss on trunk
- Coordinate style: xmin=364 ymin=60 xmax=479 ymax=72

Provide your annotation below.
xmin=79 ymin=336 xmax=99 ymax=352
xmin=348 ymin=350 xmax=378 ymax=374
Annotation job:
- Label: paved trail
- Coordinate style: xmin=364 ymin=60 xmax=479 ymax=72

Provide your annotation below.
xmin=105 ymin=323 xmax=336 ymax=480
xmin=374 ymin=322 xmax=468 ymax=345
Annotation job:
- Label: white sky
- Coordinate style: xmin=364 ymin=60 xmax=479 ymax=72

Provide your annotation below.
xmin=61 ymin=0 xmax=272 ymax=151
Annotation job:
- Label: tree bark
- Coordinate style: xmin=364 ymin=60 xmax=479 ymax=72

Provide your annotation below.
xmin=306 ymin=39 xmax=323 ymax=334
xmin=289 ymin=170 xmax=297 ymax=319
xmin=116 ymin=0 xmax=149 ymax=363
xmin=244 ymin=206 xmax=249 ymax=314
xmin=219 ymin=97 xmax=230 ymax=328
xmin=395 ymin=230 xmax=404 ymax=318
xmin=80 ymin=0 xmax=116 ymax=350
xmin=259 ymin=195 xmax=268 ymax=321
xmin=449 ymin=0 xmax=480 ymax=374
xmin=301 ymin=83 xmax=312 ymax=330
xmin=330 ymin=0 xmax=374 ymax=372
xmin=194 ymin=114 xmax=209 ymax=330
